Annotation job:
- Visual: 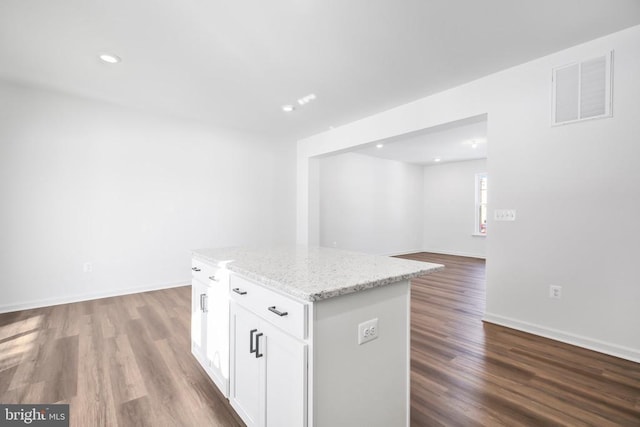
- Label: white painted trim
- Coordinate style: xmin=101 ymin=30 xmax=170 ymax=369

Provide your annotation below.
xmin=381 ymin=249 xmax=425 ymax=257
xmin=421 ymin=248 xmax=486 ymax=259
xmin=483 ymin=312 xmax=640 ymax=364
xmin=474 ymin=172 xmax=487 ymax=235
xmin=0 ymin=280 xmax=188 ymax=314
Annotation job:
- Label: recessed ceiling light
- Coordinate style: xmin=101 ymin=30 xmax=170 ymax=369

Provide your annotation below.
xmin=297 ymin=93 xmax=317 ymax=105
xmin=464 ymin=138 xmax=484 ymax=148
xmin=99 ymin=53 xmax=121 ymax=64
xmin=376 ymin=144 xmax=384 ymax=148
xmin=434 ymin=158 xmax=442 ymax=162
xmin=282 ymin=105 xmax=295 ymax=112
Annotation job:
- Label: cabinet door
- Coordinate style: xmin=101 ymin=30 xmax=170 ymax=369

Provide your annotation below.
xmin=230 ymin=303 xmax=264 ymax=427
xmin=191 ymin=279 xmax=208 ymax=362
xmin=205 ymin=270 xmax=230 ymax=396
xmin=262 ymin=322 xmax=307 ymax=427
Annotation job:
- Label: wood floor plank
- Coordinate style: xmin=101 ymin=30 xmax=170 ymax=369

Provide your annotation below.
xmin=0 ymin=365 xmax=17 ymax=396
xmin=136 ymin=305 xmax=170 ymax=341
xmin=118 ymin=396 xmax=156 ymax=427
xmin=40 ymin=334 xmax=78 ymax=403
xmin=73 ymin=312 xmax=118 ymax=426
xmin=106 ymin=335 xmax=147 ymax=405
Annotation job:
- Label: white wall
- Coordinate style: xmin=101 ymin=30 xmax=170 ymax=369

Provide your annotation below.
xmin=423 ymin=159 xmax=487 ymax=258
xmin=0 ymin=80 xmax=296 ymax=313
xmin=298 ymin=25 xmax=640 ymax=362
xmin=319 ymin=153 xmax=423 ymax=255
xmin=319 ymin=152 xmax=486 ymax=258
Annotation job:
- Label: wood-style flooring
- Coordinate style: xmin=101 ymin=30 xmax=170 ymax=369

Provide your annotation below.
xmin=0 ymin=287 xmax=243 ymax=426
xmin=0 ymin=253 xmax=639 ymax=426
xmin=397 ymin=252 xmax=640 ymax=426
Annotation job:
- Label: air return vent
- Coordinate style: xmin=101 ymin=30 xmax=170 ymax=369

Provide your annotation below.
xmin=552 ymin=51 xmax=613 ymax=125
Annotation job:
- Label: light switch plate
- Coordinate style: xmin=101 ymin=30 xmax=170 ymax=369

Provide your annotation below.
xmin=494 ymin=209 xmax=516 ymax=221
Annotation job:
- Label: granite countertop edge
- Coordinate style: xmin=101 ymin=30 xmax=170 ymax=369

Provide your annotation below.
xmin=227 ymin=264 xmax=445 ymax=302
xmin=191 ymin=248 xmax=444 ymax=303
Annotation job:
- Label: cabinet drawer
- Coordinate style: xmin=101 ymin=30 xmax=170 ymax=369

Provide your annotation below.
xmin=230 ymin=274 xmax=308 ymax=340
xmin=192 ymin=258 xmax=226 ymax=284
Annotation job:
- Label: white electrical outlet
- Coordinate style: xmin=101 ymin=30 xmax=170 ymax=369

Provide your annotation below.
xmin=83 ymin=262 xmax=93 ymax=273
xmin=494 ymin=209 xmax=516 ymax=221
xmin=549 ymin=285 xmax=562 ymax=299
xmin=358 ymin=318 xmax=379 ymax=345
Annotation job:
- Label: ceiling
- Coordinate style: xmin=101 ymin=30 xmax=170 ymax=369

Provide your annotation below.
xmin=1 ymin=1 xmax=639 ymax=140
xmin=354 ymin=115 xmax=487 ymax=166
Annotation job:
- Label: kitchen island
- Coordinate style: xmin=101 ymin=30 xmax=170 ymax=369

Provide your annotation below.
xmin=190 ymin=246 xmax=443 ymax=427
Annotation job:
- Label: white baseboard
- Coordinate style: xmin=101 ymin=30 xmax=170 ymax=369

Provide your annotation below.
xmin=0 ymin=280 xmax=189 ymax=314
xmin=421 ymin=247 xmax=486 ymax=259
xmin=382 ymin=248 xmax=425 ymax=257
xmin=483 ymin=312 xmax=640 ymax=364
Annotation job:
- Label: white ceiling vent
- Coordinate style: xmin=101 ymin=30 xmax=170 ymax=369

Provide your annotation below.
xmin=552 ymin=51 xmax=613 ymax=126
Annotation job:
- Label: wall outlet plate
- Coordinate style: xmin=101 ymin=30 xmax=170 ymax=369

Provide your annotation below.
xmin=549 ymin=285 xmax=562 ymax=299
xmin=358 ymin=318 xmax=378 ymax=345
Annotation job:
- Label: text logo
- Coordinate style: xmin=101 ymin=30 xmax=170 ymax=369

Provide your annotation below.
xmin=0 ymin=405 xmax=68 ymax=426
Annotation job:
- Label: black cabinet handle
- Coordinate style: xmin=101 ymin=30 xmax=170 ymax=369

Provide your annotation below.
xmin=192 ymin=267 xmax=201 ymax=272
xmin=255 ymin=333 xmax=264 ymax=358
xmin=250 ymin=329 xmax=258 ymax=354
xmin=233 ymin=288 xmax=247 ymax=295
xmin=268 ymin=306 xmax=288 ymax=317
xmin=209 ymin=275 xmax=218 ymax=282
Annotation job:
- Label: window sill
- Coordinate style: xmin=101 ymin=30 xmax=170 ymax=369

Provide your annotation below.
xmin=472 ymin=233 xmax=487 ymax=237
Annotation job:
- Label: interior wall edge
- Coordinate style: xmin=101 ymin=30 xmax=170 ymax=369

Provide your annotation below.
xmin=0 ymin=280 xmax=188 ymax=315
xmin=483 ymin=313 xmax=640 ymax=364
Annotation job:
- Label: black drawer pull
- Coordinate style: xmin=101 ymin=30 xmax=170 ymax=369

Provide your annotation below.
xmin=192 ymin=267 xmax=201 ymax=272
xmin=268 ymin=306 xmax=288 ymax=317
xmin=232 ymin=288 xmax=247 ymax=295
xmin=250 ymin=329 xmax=258 ymax=354
xmin=255 ymin=333 xmax=264 ymax=358
xmin=209 ymin=275 xmax=218 ymax=282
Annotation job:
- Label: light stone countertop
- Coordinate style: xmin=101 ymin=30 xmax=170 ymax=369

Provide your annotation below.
xmin=192 ymin=246 xmax=444 ymax=302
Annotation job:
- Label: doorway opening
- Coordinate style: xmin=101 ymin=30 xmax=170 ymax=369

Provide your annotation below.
xmin=313 ymin=114 xmax=488 ymax=259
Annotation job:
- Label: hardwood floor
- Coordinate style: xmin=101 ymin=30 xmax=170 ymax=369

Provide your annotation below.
xmin=397 ymin=252 xmax=640 ymax=427
xmin=1 ymin=253 xmax=639 ymax=426
xmin=0 ymin=288 xmax=243 ymax=427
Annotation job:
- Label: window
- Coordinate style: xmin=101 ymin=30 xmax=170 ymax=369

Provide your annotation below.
xmin=475 ymin=173 xmax=487 ymax=235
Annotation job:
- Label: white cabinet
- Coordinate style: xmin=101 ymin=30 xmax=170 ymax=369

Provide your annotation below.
xmin=230 ymin=298 xmax=307 ymax=427
xmin=229 ymin=303 xmax=262 ymax=426
xmin=262 ymin=319 xmax=307 ymax=427
xmin=191 ymin=259 xmax=230 ymax=397
xmin=192 ymin=252 xmax=412 ymax=427
xmin=191 ymin=278 xmax=208 ymax=363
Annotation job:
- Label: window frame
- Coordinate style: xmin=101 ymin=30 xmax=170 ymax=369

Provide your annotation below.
xmin=474 ymin=172 xmax=487 ymax=236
